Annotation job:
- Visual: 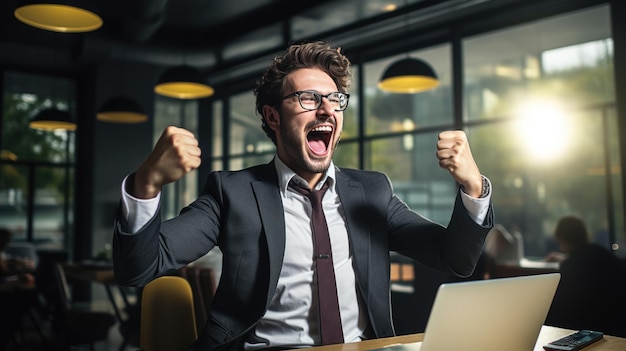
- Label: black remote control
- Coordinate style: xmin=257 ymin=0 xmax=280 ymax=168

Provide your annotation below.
xmin=543 ymin=330 xmax=604 ymax=351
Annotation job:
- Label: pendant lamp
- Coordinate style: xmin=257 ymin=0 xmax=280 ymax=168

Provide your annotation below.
xmin=154 ymin=65 xmax=214 ymax=99
xmin=14 ymin=2 xmax=102 ymax=33
xmin=1 ymin=150 xmax=18 ymax=161
xmin=29 ymin=108 xmax=77 ymax=131
xmin=97 ymin=96 xmax=148 ymax=123
xmin=378 ymin=57 xmax=439 ymax=94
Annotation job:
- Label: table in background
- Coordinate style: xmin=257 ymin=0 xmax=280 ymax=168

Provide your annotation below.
xmin=62 ymin=262 xmax=128 ymax=320
xmin=491 ymin=258 xmax=560 ymax=279
xmin=63 ymin=262 xmax=140 ymax=350
xmin=290 ymin=326 xmax=626 ymax=351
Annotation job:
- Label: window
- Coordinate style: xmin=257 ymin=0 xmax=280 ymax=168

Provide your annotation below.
xmin=333 ymin=65 xmax=360 ymax=170
xmin=463 ymin=5 xmax=622 ymax=256
xmin=362 ymin=45 xmax=455 ymax=225
xmin=211 ymin=100 xmax=224 ymax=171
xmin=365 ymin=46 xmax=453 ymax=136
xmin=154 ymin=97 xmax=199 ymax=219
xmin=464 ymin=6 xmax=614 ymax=122
xmin=228 ymin=91 xmax=274 ymax=170
xmin=1 ymin=72 xmax=75 ymax=249
xmin=212 ymin=4 xmax=622 ymax=258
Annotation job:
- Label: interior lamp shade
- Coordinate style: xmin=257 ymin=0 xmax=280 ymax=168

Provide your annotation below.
xmin=97 ymin=96 xmax=148 ymax=123
xmin=154 ymin=65 xmax=214 ymax=99
xmin=378 ymin=57 xmax=439 ymax=94
xmin=29 ymin=108 xmax=77 ymax=131
xmin=14 ymin=3 xmax=103 ymax=33
xmin=1 ymin=150 xmax=18 ymax=161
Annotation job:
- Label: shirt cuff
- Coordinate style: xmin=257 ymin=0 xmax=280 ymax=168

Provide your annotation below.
xmin=121 ymin=175 xmax=160 ymax=234
xmin=460 ymin=176 xmax=491 ymax=225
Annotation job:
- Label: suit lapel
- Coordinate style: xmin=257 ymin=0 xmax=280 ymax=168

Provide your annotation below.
xmin=335 ymin=169 xmax=371 ymax=299
xmin=250 ymin=162 xmax=286 ymax=307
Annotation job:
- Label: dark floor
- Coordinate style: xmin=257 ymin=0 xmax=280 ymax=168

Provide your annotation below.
xmin=5 ymin=296 xmax=132 ymax=351
xmin=6 ymin=326 xmax=124 ymax=351
xmin=7 ymin=316 xmax=128 ymax=351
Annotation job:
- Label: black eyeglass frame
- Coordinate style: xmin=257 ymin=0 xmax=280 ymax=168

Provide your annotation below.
xmin=280 ymin=90 xmax=350 ymax=111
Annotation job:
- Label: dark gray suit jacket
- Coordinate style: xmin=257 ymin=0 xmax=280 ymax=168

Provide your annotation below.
xmin=113 ymin=161 xmax=493 ymax=350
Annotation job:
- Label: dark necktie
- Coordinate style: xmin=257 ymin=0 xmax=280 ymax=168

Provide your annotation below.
xmin=291 ymin=181 xmax=344 ymax=345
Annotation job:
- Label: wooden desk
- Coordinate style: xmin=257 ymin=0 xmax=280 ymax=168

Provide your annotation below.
xmin=491 ymin=259 xmax=559 ymax=279
xmin=291 ymin=326 xmax=626 ymax=351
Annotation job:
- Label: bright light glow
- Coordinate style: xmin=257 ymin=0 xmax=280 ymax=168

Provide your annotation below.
xmin=382 ymin=4 xmax=398 ymax=12
xmin=515 ymin=99 xmax=570 ymax=161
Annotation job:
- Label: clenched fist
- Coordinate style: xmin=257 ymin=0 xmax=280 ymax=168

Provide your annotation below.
xmin=131 ymin=126 xmax=202 ymax=199
xmin=436 ymin=130 xmax=483 ymax=198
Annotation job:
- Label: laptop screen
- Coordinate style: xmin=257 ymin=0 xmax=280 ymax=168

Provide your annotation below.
xmin=381 ymin=273 xmax=562 ymax=351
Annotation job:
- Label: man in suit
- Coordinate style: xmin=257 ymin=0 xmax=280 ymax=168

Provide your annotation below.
xmin=113 ymin=40 xmax=494 ymax=350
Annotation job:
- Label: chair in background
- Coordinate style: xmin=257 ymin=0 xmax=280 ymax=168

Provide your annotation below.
xmin=118 ymin=292 xmax=142 ymax=351
xmin=178 ymin=266 xmax=216 ymax=333
xmin=141 ymin=276 xmax=198 ymax=351
xmin=46 ymin=263 xmax=117 ymax=350
xmin=1 ymin=241 xmax=47 ymax=348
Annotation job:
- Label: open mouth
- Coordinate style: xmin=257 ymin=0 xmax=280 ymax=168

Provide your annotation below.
xmin=307 ymin=125 xmax=333 ymax=156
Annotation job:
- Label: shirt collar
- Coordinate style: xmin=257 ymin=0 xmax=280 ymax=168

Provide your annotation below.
xmin=273 ymin=155 xmax=336 ymax=193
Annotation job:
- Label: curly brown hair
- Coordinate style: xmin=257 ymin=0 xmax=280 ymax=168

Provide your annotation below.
xmin=254 ymin=40 xmax=352 ymax=144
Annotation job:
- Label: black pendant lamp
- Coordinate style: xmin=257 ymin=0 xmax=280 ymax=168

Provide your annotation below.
xmin=29 ymin=108 xmax=77 ymax=131
xmin=97 ymin=96 xmax=148 ymax=123
xmin=14 ymin=1 xmax=102 ymax=33
xmin=378 ymin=57 xmax=439 ymax=94
xmin=154 ymin=65 xmax=214 ymax=99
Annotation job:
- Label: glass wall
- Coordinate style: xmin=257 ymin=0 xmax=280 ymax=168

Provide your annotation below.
xmin=154 ymin=97 xmax=200 ymax=219
xmin=206 ymin=4 xmax=622 ymax=258
xmin=211 ymin=100 xmax=224 ymax=171
xmin=365 ymin=45 xmax=454 ymax=136
xmin=333 ymin=65 xmax=360 ymax=170
xmin=228 ymin=91 xmax=274 ymax=170
xmin=363 ymin=45 xmax=455 ymax=225
xmin=463 ymin=5 xmax=621 ymax=257
xmin=0 ymin=72 xmax=75 ymax=249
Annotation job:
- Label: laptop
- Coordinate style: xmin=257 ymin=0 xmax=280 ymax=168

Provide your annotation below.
xmin=380 ymin=273 xmax=561 ymax=351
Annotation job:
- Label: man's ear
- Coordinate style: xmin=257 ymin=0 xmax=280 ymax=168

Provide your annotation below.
xmin=262 ymin=105 xmax=280 ymax=131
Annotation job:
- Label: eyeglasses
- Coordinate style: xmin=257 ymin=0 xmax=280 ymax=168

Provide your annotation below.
xmin=281 ymin=90 xmax=350 ymax=111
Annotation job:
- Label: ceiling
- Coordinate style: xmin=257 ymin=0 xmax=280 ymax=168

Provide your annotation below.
xmin=1 ymin=0 xmax=599 ymax=79
xmin=1 ymin=0 xmax=405 ymax=73
xmin=2 ymin=0 xmax=506 ymax=75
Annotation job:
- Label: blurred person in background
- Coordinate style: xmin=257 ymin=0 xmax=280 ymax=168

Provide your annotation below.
xmin=545 ymin=216 xmax=626 ymax=336
xmin=0 ymin=228 xmax=37 ymax=350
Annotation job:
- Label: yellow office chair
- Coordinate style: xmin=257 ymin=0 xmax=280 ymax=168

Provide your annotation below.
xmin=140 ymin=276 xmax=198 ymax=351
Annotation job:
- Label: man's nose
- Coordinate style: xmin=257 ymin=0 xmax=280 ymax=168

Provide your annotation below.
xmin=317 ymin=96 xmax=336 ymax=115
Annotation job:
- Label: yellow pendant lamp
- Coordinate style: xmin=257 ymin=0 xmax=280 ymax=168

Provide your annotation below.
xmin=1 ymin=150 xmax=18 ymax=161
xmin=29 ymin=108 xmax=77 ymax=131
xmin=14 ymin=2 xmax=102 ymax=33
xmin=97 ymin=96 xmax=148 ymax=123
xmin=154 ymin=65 xmax=214 ymax=99
xmin=378 ymin=57 xmax=439 ymax=94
